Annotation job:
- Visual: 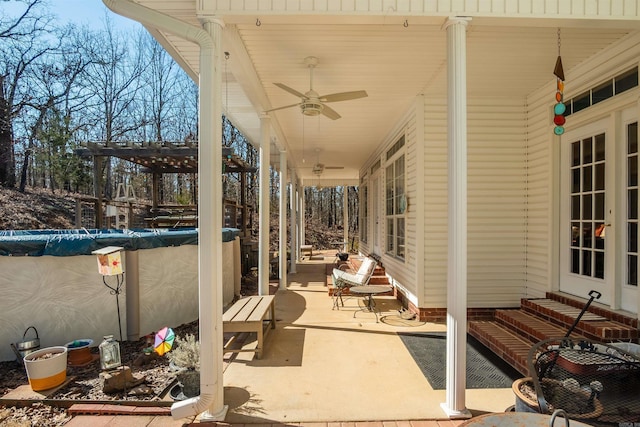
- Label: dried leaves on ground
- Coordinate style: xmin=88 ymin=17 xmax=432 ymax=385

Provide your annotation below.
xmin=0 ymin=320 xmax=200 ymax=426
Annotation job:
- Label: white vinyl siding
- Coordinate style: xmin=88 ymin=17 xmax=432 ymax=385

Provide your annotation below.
xmin=420 ymin=97 xmax=527 ymax=308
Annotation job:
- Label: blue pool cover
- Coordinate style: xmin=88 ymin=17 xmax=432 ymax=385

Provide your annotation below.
xmin=0 ymin=228 xmax=240 ymax=256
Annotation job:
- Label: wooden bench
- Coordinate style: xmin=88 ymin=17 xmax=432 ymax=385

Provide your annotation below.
xmin=300 ymin=245 xmax=313 ymax=257
xmin=222 ymin=295 xmax=276 ymax=359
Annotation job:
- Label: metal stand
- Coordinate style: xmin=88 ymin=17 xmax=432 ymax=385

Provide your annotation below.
xmin=102 ymin=273 xmax=125 ymax=342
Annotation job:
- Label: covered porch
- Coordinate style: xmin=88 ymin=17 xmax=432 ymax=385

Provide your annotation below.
xmin=217 ymin=253 xmax=513 ymax=423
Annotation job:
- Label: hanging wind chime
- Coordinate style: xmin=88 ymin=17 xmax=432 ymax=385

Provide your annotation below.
xmin=553 ymin=28 xmax=566 ymax=135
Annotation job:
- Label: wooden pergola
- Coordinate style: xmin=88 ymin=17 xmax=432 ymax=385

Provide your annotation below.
xmin=75 ymin=141 xmax=256 ymax=231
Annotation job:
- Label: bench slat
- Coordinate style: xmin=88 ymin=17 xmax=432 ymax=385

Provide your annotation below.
xmin=247 ymin=296 xmax=275 ymax=323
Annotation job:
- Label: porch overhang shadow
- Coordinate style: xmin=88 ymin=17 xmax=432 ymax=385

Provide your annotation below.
xmin=75 ymin=142 xmax=257 ymax=232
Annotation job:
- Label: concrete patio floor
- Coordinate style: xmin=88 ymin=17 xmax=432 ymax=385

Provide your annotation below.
xmin=221 ymin=253 xmax=515 ymax=424
xmin=63 ymin=251 xmax=516 ymax=426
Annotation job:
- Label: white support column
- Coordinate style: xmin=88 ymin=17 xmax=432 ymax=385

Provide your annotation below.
xmin=301 ymin=185 xmax=306 ymax=247
xmin=290 ymin=173 xmax=297 ymax=273
xmin=441 ymin=16 xmax=472 ymax=420
xmin=297 ymin=180 xmax=303 ymax=261
xmin=258 ymin=115 xmax=271 ymax=296
xmin=198 ymin=18 xmax=227 ymax=421
xmin=343 ymin=186 xmax=348 ymax=253
xmin=279 ymin=150 xmax=288 ymax=290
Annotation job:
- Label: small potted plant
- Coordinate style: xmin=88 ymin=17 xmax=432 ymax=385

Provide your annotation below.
xmin=167 ymin=333 xmax=200 ymax=399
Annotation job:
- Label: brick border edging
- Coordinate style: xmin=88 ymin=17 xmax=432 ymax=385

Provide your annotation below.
xmin=68 ymin=403 xmax=172 ymax=416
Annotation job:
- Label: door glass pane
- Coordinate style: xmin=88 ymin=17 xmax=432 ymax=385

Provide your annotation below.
xmin=571 ymin=169 xmax=580 ymax=193
xmin=594 ymin=134 xmax=606 ymax=161
xmin=582 ymin=223 xmax=592 ymax=248
xmin=629 ymin=223 xmax=638 ymax=253
xmin=571 ymin=222 xmax=580 ymax=247
xmin=568 ymin=133 xmax=605 ymax=280
xmin=571 ymin=249 xmax=580 ymax=274
xmin=582 ymin=250 xmax=592 ymax=276
xmin=629 ymin=156 xmax=638 ymax=187
xmin=628 ymin=123 xmax=638 ymax=154
xmin=595 ymin=252 xmax=604 ymax=279
xmin=572 ymin=142 xmax=580 ymax=166
xmin=583 ymin=165 xmax=592 ymax=191
xmin=594 ymin=193 xmax=605 ymax=220
xmin=582 ymin=137 xmax=593 ymax=163
xmin=583 ymin=195 xmax=592 ymax=220
xmin=629 ymin=189 xmax=638 ymax=219
xmin=594 ymin=164 xmax=605 ymax=190
xmin=628 ymin=255 xmax=638 ymax=286
xmin=571 ymin=196 xmax=580 ymax=220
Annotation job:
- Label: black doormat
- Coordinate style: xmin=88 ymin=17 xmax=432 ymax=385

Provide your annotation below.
xmin=398 ymin=332 xmax=521 ymax=390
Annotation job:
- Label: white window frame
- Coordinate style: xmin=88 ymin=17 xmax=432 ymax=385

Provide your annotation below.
xmin=385 ymin=136 xmax=406 ymax=261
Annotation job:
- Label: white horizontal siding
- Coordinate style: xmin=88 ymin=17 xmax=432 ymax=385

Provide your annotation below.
xmin=420 ymin=97 xmax=527 ymax=308
xmin=423 ymin=99 xmax=449 ymax=307
xmin=467 ymin=98 xmax=527 ymax=307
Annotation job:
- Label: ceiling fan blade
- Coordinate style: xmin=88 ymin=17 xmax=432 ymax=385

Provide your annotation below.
xmin=265 ymin=103 xmax=300 ymax=113
xmin=321 ymin=104 xmax=341 ymax=120
xmin=319 ymin=90 xmax=368 ymax=103
xmin=274 ymin=83 xmax=308 ymax=99
xmin=324 ymin=166 xmax=344 ymax=169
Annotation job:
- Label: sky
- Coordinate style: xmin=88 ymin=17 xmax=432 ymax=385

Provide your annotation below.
xmin=3 ymin=0 xmax=141 ymax=32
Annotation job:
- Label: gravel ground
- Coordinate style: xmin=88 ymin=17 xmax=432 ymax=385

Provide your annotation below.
xmin=0 ymin=320 xmax=200 ymax=426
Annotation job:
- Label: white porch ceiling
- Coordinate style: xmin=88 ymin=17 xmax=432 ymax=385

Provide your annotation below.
xmin=130 ymin=0 xmax=633 ymax=186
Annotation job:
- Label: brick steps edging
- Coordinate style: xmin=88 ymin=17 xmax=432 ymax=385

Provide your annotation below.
xmin=494 ymin=309 xmax=584 ymax=343
xmin=547 ymin=291 xmax=639 ymax=329
xmin=521 ymin=298 xmax=638 ymax=341
xmin=468 ymin=321 xmax=531 ymax=375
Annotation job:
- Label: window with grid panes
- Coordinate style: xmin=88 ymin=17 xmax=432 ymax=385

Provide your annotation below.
xmin=385 ymin=136 xmax=405 ymax=260
xmin=627 ymin=122 xmax=639 ymax=287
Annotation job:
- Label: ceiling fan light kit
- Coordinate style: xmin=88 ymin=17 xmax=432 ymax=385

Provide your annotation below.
xmin=300 ymin=101 xmax=323 ymax=116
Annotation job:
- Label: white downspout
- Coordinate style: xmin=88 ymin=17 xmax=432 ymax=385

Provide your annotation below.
xmin=101 ymin=0 xmax=227 ymax=420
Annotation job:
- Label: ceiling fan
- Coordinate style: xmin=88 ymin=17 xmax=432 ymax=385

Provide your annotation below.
xmin=266 ymin=56 xmax=368 ymax=120
xmin=307 ymin=148 xmax=344 ymax=176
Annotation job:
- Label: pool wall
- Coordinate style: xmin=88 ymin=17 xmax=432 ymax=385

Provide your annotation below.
xmin=1 ymin=230 xmax=240 ymax=362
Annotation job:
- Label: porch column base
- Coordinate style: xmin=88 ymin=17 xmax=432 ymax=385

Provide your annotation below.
xmin=440 ymin=402 xmax=471 ymax=419
xmin=200 ymin=405 xmax=229 ymax=421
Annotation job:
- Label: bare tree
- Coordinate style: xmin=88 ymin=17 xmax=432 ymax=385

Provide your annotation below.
xmin=82 ymin=20 xmax=145 ymax=199
xmin=0 ymin=0 xmax=54 ymax=187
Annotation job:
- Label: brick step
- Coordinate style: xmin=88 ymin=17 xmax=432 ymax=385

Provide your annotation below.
xmin=468 ymin=320 xmax=532 ymax=376
xmin=547 ymin=291 xmax=639 ymax=329
xmin=521 ymin=298 xmax=638 ymax=342
xmin=494 ymin=309 xmax=584 ymax=343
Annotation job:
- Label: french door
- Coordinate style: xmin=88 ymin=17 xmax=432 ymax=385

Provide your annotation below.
xmin=560 ymin=110 xmax=639 ymax=314
xmin=560 ymin=118 xmax=610 ymax=305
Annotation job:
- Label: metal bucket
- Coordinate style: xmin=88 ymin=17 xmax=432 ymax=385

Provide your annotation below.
xmin=11 ymin=326 xmax=40 ymax=364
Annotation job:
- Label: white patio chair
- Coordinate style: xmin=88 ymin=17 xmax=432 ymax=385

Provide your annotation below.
xmin=331 ymin=257 xmax=377 ymax=310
